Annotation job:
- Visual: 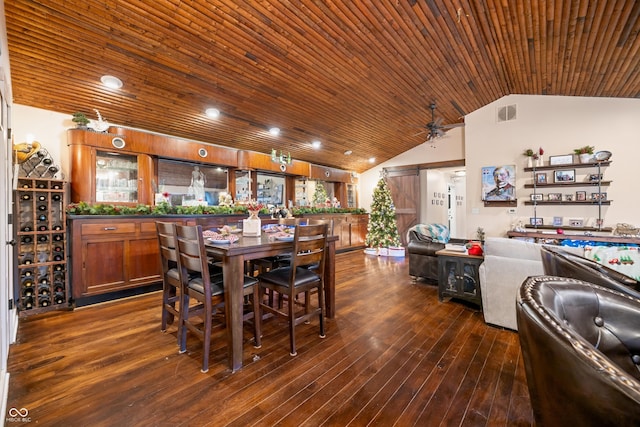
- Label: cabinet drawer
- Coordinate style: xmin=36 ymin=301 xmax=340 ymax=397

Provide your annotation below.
xmin=140 ymin=221 xmax=161 ymax=234
xmin=81 ymin=223 xmax=136 ymax=235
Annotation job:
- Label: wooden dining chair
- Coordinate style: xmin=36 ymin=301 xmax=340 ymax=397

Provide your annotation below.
xmin=175 ymin=224 xmax=258 ymax=373
xmin=155 ymin=221 xmax=182 ymax=338
xmin=254 ymin=223 xmax=328 ymax=356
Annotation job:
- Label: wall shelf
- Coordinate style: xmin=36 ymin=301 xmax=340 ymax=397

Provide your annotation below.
xmin=524 ymin=161 xmax=611 ymax=172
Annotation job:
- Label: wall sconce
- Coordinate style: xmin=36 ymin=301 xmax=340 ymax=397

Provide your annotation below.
xmin=271 ymin=149 xmax=292 ymax=165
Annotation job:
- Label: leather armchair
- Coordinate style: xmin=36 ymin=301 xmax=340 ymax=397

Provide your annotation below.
xmin=517 ymin=276 xmax=640 ymax=427
xmin=407 ymin=230 xmax=466 ymax=283
xmin=540 ymin=245 xmax=640 ymax=299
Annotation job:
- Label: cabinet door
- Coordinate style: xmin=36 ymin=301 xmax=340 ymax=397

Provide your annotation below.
xmin=441 ymin=258 xmax=461 ymax=295
xmin=80 ymin=240 xmax=127 ymax=297
xmin=95 ymin=151 xmax=139 ymax=203
xmin=127 ymin=237 xmax=162 ymax=286
xmin=461 ymin=261 xmax=480 ymax=297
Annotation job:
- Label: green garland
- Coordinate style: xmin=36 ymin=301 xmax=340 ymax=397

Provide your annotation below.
xmin=66 ymin=201 xmax=366 ymax=216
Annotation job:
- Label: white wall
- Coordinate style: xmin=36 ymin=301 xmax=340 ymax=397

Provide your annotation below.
xmin=12 ymin=105 xmax=71 ymax=179
xmin=465 ymin=95 xmax=640 ymax=238
xmin=360 ymin=126 xmax=465 ymax=211
xmin=360 ymin=94 xmax=640 ymax=239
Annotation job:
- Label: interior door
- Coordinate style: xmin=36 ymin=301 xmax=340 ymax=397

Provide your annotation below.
xmin=385 ymin=170 xmax=419 ymax=247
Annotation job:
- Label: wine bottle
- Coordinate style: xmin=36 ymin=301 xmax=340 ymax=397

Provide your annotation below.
xmin=21 ymin=236 xmax=33 ymax=244
xmin=53 ymin=234 xmax=63 ymax=241
xmin=21 ymin=255 xmax=33 ymax=265
xmin=38 ymin=295 xmax=50 ymax=307
xmin=37 ymin=235 xmax=48 ymax=243
xmin=23 ymin=287 xmax=34 ymax=297
xmin=37 ymin=283 xmax=50 ymax=296
xmin=22 ymin=277 xmax=34 ymax=288
xmin=54 ymin=264 xmax=64 ymax=272
xmin=52 ymin=194 xmax=62 ymax=201
xmin=23 ymin=296 xmax=34 ymax=309
xmin=52 ymin=183 xmax=61 ymax=190
xmin=53 ymin=224 xmax=62 ymax=231
xmin=21 ymin=225 xmax=33 ymax=232
xmin=53 ymin=281 xmax=65 ymax=293
xmin=38 ymin=204 xmax=48 ymax=211
xmin=38 ymin=214 xmax=47 ymax=222
xmin=36 ymin=183 xmax=46 ymax=189
xmin=21 ymin=182 xmax=31 ymax=189
xmin=21 ymin=193 xmax=32 ymax=201
xmin=38 ymin=224 xmax=48 ymax=231
xmin=54 ymin=254 xmax=63 ymax=261
xmin=38 ymin=195 xmax=46 ymax=202
xmin=54 ymin=292 xmax=65 ymax=305
xmin=22 ymin=269 xmax=33 ymax=277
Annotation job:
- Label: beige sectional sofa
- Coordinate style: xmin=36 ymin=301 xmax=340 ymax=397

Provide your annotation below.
xmin=478 ymin=237 xmax=584 ymax=331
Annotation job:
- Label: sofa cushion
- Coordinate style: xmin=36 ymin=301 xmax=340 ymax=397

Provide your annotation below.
xmin=484 ymin=237 xmax=543 ymax=260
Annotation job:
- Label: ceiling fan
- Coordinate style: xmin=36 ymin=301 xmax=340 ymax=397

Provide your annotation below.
xmin=414 ymin=102 xmax=465 ymax=142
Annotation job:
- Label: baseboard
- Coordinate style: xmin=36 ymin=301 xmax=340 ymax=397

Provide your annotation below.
xmin=0 ymin=371 xmax=9 ymax=426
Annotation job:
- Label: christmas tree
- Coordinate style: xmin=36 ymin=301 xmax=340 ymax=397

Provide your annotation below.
xmin=312 ymin=181 xmax=328 ymax=206
xmin=365 ymin=177 xmax=401 ymax=248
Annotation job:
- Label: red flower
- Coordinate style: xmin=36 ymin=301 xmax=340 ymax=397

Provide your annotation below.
xmin=162 ymin=191 xmax=170 ymax=198
xmin=538 ymin=147 xmax=544 ymax=155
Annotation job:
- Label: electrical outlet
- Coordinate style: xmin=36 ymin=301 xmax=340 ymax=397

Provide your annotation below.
xmin=507 ymin=208 xmax=517 ymax=214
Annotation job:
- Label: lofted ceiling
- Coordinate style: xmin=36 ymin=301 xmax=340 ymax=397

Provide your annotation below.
xmin=4 ymin=1 xmax=640 ymax=173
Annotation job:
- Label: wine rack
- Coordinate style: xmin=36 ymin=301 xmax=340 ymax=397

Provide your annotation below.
xmin=15 ymin=178 xmax=70 ymax=315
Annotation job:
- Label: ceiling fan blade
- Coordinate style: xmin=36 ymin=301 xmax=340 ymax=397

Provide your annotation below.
xmin=441 ymin=122 xmax=465 ymax=129
xmin=412 ymin=129 xmax=427 ymax=137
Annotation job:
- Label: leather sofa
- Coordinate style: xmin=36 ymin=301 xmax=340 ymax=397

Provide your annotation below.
xmin=540 ymin=245 xmax=640 ymax=299
xmin=517 ymin=276 xmax=640 ymax=426
xmin=407 ymin=228 xmax=466 ymax=283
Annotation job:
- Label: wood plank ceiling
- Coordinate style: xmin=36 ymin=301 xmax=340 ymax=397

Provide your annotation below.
xmin=5 ymin=1 xmax=640 ymax=173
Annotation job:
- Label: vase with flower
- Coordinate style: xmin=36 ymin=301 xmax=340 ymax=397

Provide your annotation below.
xmin=243 ymin=201 xmax=264 ymax=236
xmin=574 ymin=145 xmax=595 ymax=163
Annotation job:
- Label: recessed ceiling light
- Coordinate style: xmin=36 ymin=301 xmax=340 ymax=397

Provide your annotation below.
xmin=269 ymin=127 xmax=280 ymax=136
xmin=312 ymin=140 xmax=321 ymax=149
xmin=100 ymin=75 xmax=123 ymax=89
xmin=205 ymin=108 xmax=220 ymax=118
xmin=344 ymin=150 xmax=352 ymax=155
xmin=368 ymin=157 xmax=376 ymax=163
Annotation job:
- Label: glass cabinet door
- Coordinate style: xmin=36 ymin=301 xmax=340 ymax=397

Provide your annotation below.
xmin=95 ymin=151 xmax=138 ymax=203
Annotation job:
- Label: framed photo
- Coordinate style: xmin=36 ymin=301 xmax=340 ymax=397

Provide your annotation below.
xmin=481 ymin=165 xmax=516 ymax=201
xmin=535 ymin=172 xmax=547 ymax=184
xmin=530 ymin=217 xmax=543 ymax=226
xmin=569 ymin=218 xmax=584 ymax=227
xmin=530 ymin=193 xmax=543 ymax=201
xmin=549 ymin=154 xmax=574 ymax=165
xmin=576 ymin=191 xmax=587 ymax=201
xmin=554 ymin=169 xmax=575 ymax=183
xmin=565 ymin=194 xmax=573 ymax=201
xmin=588 ymin=173 xmax=603 ymax=182
xmin=553 ymin=216 xmax=563 ymax=226
xmin=548 ymin=193 xmax=562 ymax=201
xmin=591 ymin=192 xmax=607 ymax=201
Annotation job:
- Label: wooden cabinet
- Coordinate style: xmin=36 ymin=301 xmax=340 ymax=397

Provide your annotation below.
xmin=297 ymin=213 xmax=368 ymax=251
xmin=436 ymin=250 xmax=483 ymax=308
xmin=15 ymin=178 xmax=69 ymax=315
xmin=69 ymin=217 xmax=184 ymax=303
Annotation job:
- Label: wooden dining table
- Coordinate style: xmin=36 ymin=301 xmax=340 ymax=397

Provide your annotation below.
xmin=205 ymin=232 xmax=337 ymax=372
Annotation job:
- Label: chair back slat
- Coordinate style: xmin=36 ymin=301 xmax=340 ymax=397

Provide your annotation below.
xmin=156 ymin=221 xmax=179 ymax=266
xmin=175 ymin=224 xmax=213 ymax=299
xmin=291 ymin=223 xmax=328 ymax=273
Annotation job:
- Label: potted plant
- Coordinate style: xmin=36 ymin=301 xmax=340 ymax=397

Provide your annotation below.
xmin=72 ymin=112 xmax=90 ymax=129
xmin=574 ymin=145 xmax=595 ymax=163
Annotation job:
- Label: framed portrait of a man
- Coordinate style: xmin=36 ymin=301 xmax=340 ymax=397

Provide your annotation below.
xmin=482 ymin=165 xmax=516 ymax=201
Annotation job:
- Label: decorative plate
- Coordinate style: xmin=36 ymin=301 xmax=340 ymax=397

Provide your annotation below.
xmin=275 ymin=236 xmax=294 ymax=242
xmin=594 ymin=150 xmax=612 ymax=161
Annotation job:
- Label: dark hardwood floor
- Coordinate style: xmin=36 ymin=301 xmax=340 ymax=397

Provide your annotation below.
xmin=6 ymin=251 xmax=533 ymax=426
